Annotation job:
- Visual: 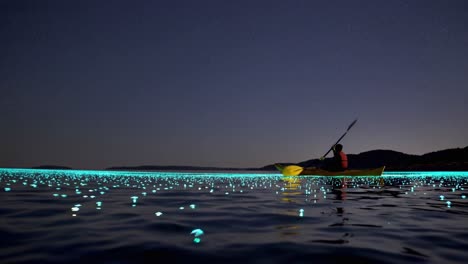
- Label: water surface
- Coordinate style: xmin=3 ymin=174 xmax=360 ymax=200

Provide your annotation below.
xmin=1 ymin=169 xmax=468 ymax=263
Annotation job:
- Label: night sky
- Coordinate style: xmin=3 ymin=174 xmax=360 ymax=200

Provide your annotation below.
xmin=1 ymin=0 xmax=468 ymax=169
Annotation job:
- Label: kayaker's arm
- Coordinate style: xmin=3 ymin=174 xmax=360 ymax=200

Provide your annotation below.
xmin=320 ymin=119 xmax=357 ymax=159
xmin=320 ymin=145 xmax=337 ymax=160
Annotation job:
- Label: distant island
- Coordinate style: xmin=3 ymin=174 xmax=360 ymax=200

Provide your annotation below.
xmin=105 ymin=146 xmax=468 ymax=172
xmin=265 ymin=146 xmax=468 ymax=171
xmin=31 ymin=146 xmax=468 ymax=171
xmin=105 ymin=165 xmax=261 ymax=172
xmin=32 ymin=165 xmax=73 ymax=170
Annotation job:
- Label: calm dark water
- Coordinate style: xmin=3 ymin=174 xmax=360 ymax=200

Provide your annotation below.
xmin=1 ymin=169 xmax=468 ymax=264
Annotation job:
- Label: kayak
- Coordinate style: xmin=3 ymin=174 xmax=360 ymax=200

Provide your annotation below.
xmin=274 ymin=164 xmax=385 ymax=177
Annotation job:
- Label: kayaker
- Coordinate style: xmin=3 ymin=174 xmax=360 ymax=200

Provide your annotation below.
xmin=322 ymin=144 xmax=348 ymax=171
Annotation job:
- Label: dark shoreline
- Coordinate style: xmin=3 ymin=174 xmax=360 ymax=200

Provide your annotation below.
xmin=3 ymin=146 xmax=466 ymax=172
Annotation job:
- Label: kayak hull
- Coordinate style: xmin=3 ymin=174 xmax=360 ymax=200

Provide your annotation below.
xmin=275 ymin=164 xmax=385 ymax=177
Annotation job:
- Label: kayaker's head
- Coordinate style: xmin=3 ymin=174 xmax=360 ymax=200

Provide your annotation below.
xmin=334 ymin=144 xmax=343 ymax=152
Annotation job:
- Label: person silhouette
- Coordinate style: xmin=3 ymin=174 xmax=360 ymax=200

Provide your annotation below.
xmin=321 ymin=144 xmax=348 ymax=172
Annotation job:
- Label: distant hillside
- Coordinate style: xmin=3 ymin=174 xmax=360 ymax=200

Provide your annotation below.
xmin=31 ymin=165 xmax=73 ymax=170
xmin=268 ymin=146 xmax=468 ymax=171
xmin=35 ymin=146 xmax=467 ymax=172
xmin=105 ymin=165 xmax=260 ymax=172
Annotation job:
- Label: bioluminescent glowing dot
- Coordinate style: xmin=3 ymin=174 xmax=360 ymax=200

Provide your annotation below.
xmin=53 ymin=193 xmax=59 ymax=197
xmin=71 ymin=207 xmax=80 ymax=212
xmin=210 ymin=189 xmax=213 ymax=193
xmin=155 ymin=212 xmax=163 ymax=216
xmin=191 ymin=229 xmax=204 ymax=237
xmin=72 ymin=214 xmax=77 ymax=216
xmin=96 ymin=201 xmax=102 ymax=207
xmin=299 ymin=209 xmax=304 ymax=217
xmin=90 ymin=195 xmax=96 ymax=198
xmin=190 ymin=204 xmax=196 ymax=209
xmin=83 ymin=195 xmax=88 ymax=198
xmin=100 ymin=191 xmax=105 ymax=195
xmin=4 ymin=187 xmax=11 ymax=192
xmin=31 ymin=184 xmax=37 ymax=188
xmin=142 ymin=192 xmax=147 ymax=196
xmin=446 ymin=201 xmax=451 ymax=207
xmin=75 ymin=204 xmax=82 ymax=207
xmin=440 ymin=195 xmax=445 ymax=201
xmin=61 ymin=194 xmax=67 ymax=198
xmin=179 ymin=206 xmax=184 ymax=210
xmin=193 ymin=237 xmax=201 ymax=243
xmin=225 ymin=192 xmax=229 ymax=195
xmin=462 ymin=195 xmax=466 ymax=199
xmin=131 ymin=196 xmax=138 ymax=203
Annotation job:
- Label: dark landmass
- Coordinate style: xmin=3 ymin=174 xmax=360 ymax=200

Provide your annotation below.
xmin=30 ymin=146 xmax=468 ymax=172
xmin=31 ymin=165 xmax=73 ymax=170
xmin=106 ymin=165 xmax=260 ymax=172
xmin=265 ymin=146 xmax=468 ymax=171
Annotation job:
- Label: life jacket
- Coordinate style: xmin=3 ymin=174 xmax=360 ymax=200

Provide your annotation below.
xmin=339 ymin=151 xmax=348 ymax=169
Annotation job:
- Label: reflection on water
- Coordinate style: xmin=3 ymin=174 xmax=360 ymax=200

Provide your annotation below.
xmin=280 ymin=176 xmax=302 ymax=203
xmin=1 ymin=168 xmax=468 ymax=264
xmin=277 ymin=177 xmax=303 ymax=237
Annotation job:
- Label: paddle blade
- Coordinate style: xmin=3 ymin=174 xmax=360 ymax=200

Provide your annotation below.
xmin=281 ymin=165 xmax=304 ymax=176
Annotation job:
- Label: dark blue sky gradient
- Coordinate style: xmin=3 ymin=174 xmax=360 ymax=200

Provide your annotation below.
xmin=1 ymin=0 xmax=468 ymax=169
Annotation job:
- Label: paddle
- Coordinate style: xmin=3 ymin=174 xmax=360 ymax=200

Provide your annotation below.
xmin=320 ymin=119 xmax=358 ymax=160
